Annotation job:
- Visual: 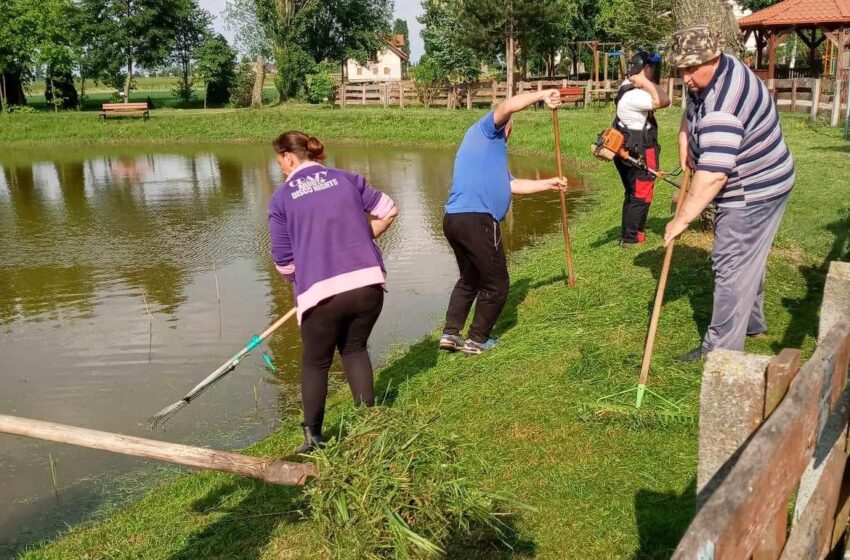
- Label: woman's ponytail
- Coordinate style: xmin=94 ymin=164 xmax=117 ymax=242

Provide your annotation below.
xmin=306 ymin=136 xmax=326 ymax=162
xmin=272 ymin=131 xmax=326 ymax=162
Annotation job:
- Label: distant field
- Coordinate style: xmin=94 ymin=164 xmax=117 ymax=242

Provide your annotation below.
xmin=25 ymin=76 xmax=279 ymax=111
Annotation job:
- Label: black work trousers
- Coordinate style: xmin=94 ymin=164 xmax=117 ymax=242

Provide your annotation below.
xmin=614 ymin=144 xmax=659 ymax=244
xmin=300 ymin=285 xmax=384 ymax=430
xmin=442 ymin=212 xmax=509 ymax=343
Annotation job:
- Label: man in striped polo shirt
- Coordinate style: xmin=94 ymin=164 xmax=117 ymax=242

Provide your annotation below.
xmin=664 ymin=26 xmax=794 ymax=362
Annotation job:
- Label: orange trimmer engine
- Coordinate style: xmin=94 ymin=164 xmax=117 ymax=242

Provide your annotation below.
xmin=591 ymin=127 xmax=627 ymax=162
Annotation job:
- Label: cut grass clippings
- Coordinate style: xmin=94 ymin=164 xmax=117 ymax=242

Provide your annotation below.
xmin=11 ymin=105 xmax=850 ymax=559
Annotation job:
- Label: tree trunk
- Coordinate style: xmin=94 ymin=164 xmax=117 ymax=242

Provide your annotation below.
xmin=204 ymin=83 xmax=208 ymax=109
xmin=671 ymin=0 xmax=742 ymax=55
xmin=252 ymin=55 xmax=266 ymax=109
xmin=2 ymin=72 xmax=27 ymax=106
xmin=124 ymin=55 xmax=134 ymax=101
xmin=0 ymin=74 xmax=6 ymax=111
xmin=505 ymin=21 xmax=515 ymax=99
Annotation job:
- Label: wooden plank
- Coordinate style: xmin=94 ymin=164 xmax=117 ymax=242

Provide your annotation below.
xmin=673 ymin=323 xmax=850 ymax=560
xmin=780 ymin=436 xmax=848 ymax=559
xmin=753 ymin=349 xmax=802 ymax=560
xmin=764 ymin=349 xmax=802 ymax=419
xmin=0 ymin=414 xmax=317 ymax=486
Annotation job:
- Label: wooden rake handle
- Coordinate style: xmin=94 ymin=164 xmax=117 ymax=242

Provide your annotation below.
xmin=552 ymin=108 xmax=576 ymax=287
xmin=638 ymin=169 xmax=693 ymax=387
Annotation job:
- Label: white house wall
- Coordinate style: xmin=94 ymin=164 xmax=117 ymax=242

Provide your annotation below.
xmin=347 ymin=50 xmax=404 ymax=82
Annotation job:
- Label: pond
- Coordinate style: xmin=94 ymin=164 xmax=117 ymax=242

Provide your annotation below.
xmin=0 ymin=142 xmax=588 ymax=554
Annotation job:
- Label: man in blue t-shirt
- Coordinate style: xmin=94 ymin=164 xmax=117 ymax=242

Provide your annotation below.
xmin=440 ymin=89 xmax=567 ymax=355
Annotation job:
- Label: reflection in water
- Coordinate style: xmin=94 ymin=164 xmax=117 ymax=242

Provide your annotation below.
xmin=0 ymin=144 xmax=587 ymax=555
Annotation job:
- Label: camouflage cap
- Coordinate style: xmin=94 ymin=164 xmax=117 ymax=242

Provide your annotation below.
xmin=670 ymin=26 xmax=722 ymax=68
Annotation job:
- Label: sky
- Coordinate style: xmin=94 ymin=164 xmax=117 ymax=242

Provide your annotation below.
xmin=199 ymin=0 xmax=425 ymax=62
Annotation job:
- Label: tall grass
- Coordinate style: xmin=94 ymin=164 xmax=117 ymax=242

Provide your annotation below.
xmin=305 ymin=407 xmax=526 ymax=559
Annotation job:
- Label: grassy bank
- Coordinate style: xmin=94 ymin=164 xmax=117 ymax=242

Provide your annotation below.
xmin=13 ymin=107 xmax=850 ymax=559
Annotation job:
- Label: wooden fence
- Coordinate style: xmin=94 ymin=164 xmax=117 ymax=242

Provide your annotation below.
xmin=674 ymin=261 xmax=850 ymax=559
xmin=335 ymin=75 xmax=849 ymax=127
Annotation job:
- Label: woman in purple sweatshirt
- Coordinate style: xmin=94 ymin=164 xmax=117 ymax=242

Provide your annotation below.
xmin=269 ymin=131 xmax=398 ymax=453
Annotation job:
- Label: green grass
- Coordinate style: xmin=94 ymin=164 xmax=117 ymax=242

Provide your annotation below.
xmin=10 ymin=106 xmax=850 ymax=559
xmin=23 ymin=76 xmax=280 ymax=111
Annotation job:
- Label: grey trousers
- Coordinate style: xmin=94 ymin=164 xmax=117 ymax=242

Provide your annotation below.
xmin=702 ymin=193 xmax=790 ymax=352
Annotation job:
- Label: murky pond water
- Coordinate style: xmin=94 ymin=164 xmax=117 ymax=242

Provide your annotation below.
xmin=0 ymin=143 xmax=587 ymax=555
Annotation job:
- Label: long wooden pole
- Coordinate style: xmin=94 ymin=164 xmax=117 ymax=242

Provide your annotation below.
xmin=552 ymin=107 xmax=576 ymax=287
xmin=636 ymin=169 xmax=693 ymax=407
xmin=0 ymin=414 xmax=317 ymax=486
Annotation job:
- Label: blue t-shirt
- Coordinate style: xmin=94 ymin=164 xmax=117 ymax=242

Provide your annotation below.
xmin=445 ymin=111 xmax=512 ymax=221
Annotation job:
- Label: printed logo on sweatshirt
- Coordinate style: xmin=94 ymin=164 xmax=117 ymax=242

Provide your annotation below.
xmin=289 ymin=171 xmax=339 ymax=200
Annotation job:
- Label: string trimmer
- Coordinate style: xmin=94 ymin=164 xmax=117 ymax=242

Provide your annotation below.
xmin=149 ymin=307 xmax=297 ymax=428
xmin=591 ymin=128 xmax=682 ymax=188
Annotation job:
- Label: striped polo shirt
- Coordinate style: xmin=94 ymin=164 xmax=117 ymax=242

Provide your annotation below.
xmin=687 ymin=54 xmax=795 ymax=208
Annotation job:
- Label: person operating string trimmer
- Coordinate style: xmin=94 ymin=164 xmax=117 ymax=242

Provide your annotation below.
xmin=612 ymin=52 xmax=671 ymax=246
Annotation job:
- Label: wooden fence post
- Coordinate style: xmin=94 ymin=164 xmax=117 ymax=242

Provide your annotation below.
xmin=361 ymin=83 xmax=367 ymax=106
xmin=383 ymin=83 xmax=389 ymax=108
xmin=491 ymin=80 xmax=497 ymax=108
xmin=811 ymin=78 xmax=822 ymax=120
xmin=585 ymin=79 xmax=592 ymax=106
xmin=466 ymin=85 xmax=472 ymax=110
xmin=400 ymin=82 xmax=405 ymax=108
xmin=831 ymin=75 xmax=843 ymax=126
xmin=340 ymin=82 xmax=346 ymax=108
xmin=790 ymin=78 xmax=798 ymax=113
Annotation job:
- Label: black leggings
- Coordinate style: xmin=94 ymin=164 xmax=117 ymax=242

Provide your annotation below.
xmin=299 ymin=285 xmax=384 ymax=430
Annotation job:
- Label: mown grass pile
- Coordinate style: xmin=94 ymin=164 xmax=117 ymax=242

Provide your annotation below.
xmin=305 ymin=407 xmax=524 ymax=560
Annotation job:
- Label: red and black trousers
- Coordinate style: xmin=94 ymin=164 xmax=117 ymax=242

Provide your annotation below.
xmin=614 ymin=144 xmax=659 ymax=244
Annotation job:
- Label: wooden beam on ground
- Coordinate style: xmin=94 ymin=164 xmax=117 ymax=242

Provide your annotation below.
xmin=0 ymin=414 xmax=317 ymax=486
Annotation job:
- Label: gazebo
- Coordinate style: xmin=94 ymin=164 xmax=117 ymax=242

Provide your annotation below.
xmin=738 ymin=0 xmax=850 ymax=80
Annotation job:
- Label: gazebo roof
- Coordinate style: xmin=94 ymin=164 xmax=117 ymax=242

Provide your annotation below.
xmin=739 ymin=0 xmax=850 ymax=28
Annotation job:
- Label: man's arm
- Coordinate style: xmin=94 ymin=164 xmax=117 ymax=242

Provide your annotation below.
xmin=663 ymin=170 xmax=727 ymax=245
xmin=494 ymin=89 xmax=561 ymax=126
xmin=678 ymin=112 xmax=690 ymax=171
xmin=510 ymin=177 xmax=567 ymax=195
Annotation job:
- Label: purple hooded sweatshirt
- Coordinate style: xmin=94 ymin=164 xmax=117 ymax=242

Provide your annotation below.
xmin=269 ymin=162 xmax=396 ymax=322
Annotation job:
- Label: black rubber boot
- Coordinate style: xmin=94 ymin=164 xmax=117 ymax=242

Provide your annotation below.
xmin=295 ymin=424 xmax=325 ymax=454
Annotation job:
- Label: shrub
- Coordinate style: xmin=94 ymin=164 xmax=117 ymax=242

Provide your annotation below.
xmin=304 ymin=406 xmax=526 ymax=559
xmin=307 ymin=62 xmax=337 ymax=104
xmin=410 ymin=58 xmax=447 ymax=108
xmin=2 ymin=105 xmax=38 ymax=114
xmin=230 ymin=61 xmax=255 ymax=108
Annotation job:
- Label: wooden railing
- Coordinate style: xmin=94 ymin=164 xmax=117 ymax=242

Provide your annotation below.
xmin=674 ymin=262 xmax=850 ymax=559
xmin=335 ymin=76 xmax=848 ymax=126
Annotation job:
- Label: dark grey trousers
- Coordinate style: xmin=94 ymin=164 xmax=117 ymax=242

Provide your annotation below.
xmin=703 ymin=193 xmax=790 ymax=352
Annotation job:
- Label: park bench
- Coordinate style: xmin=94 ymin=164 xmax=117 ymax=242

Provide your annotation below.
xmin=100 ymin=102 xmax=150 ymax=121
xmin=559 ymin=87 xmax=585 ymax=108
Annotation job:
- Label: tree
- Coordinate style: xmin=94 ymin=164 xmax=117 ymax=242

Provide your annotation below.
xmin=454 ymin=0 xmax=559 ymax=97
xmin=672 ymin=0 xmax=742 ymax=54
xmin=410 ymin=57 xmax=447 ymax=107
xmin=393 ymin=18 xmax=411 ymax=57
xmin=596 ymin=0 xmax=673 ymax=50
xmin=171 ymin=3 xmax=212 ymax=106
xmin=0 ymin=0 xmax=39 ymax=108
xmin=224 ymin=0 xmax=273 ymax=59
xmin=419 ymin=0 xmax=481 ymax=89
xmin=78 ymin=0 xmax=184 ymax=101
xmin=739 ymin=0 xmax=780 ymax=11
xmin=255 ymin=0 xmax=392 ymax=99
xmin=194 ymin=33 xmax=237 ymax=107
xmin=230 ymin=60 xmax=256 ymax=107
